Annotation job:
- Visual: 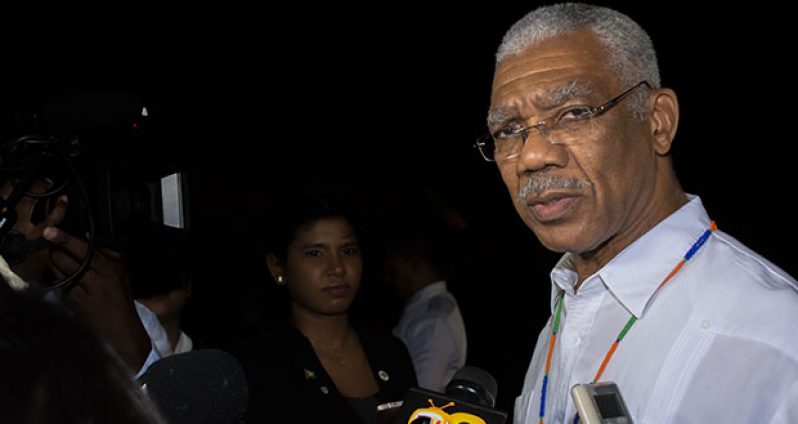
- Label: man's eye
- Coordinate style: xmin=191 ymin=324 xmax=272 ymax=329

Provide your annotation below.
xmin=494 ymin=126 xmax=522 ymax=139
xmin=559 ymin=106 xmax=593 ymax=121
xmin=305 ymin=250 xmax=323 ymax=257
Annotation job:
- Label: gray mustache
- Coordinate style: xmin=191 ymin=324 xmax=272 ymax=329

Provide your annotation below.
xmin=519 ymin=175 xmax=591 ymax=199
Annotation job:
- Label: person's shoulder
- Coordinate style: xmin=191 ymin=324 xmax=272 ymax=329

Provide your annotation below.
xmin=399 ymin=297 xmax=463 ymax=339
xmin=425 ymin=292 xmax=459 ymax=316
xmin=693 ymin=230 xmax=798 ymax=355
xmin=356 ymin=325 xmax=414 ymax=366
xmin=707 ymin=230 xmax=797 ymax=292
xmin=355 ymin=325 xmax=418 ymax=392
xmin=232 ymin=322 xmax=315 ymax=402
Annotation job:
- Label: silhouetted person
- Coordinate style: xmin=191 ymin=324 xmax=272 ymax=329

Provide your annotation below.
xmin=0 ymin=281 xmax=165 ymax=424
xmin=132 ymin=245 xmax=194 ymax=354
xmin=384 ymin=202 xmax=467 ymax=392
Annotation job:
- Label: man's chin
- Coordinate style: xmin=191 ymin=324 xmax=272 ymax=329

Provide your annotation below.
xmin=530 ymin=226 xmax=592 ymax=254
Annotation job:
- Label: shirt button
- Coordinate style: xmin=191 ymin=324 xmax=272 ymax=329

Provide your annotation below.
xmin=701 ymin=320 xmax=711 ymax=329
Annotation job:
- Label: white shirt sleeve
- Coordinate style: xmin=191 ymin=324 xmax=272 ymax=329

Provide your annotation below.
xmin=404 ymin=315 xmax=459 ymax=392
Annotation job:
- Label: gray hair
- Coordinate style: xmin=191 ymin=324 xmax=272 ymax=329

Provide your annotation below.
xmin=496 ymin=3 xmax=660 ymax=117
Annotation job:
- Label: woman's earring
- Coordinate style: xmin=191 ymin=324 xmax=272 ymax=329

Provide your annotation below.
xmin=277 ymin=275 xmax=284 ymax=283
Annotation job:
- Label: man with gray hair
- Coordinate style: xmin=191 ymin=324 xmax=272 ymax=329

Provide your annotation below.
xmin=476 ymin=3 xmax=798 ymax=423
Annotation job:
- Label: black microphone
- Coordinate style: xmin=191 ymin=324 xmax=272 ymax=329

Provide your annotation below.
xmin=445 ymin=366 xmax=499 ymax=408
xmin=138 ymin=349 xmax=248 ymax=424
xmin=389 ymin=366 xmax=507 ymax=424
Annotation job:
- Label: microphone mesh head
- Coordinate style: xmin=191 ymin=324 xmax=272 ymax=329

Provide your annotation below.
xmin=140 ymin=349 xmax=248 ymax=424
xmin=447 ymin=366 xmax=498 ymax=408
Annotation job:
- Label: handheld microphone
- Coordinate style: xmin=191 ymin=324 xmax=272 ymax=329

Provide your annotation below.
xmin=445 ymin=366 xmax=499 ymax=408
xmin=391 ymin=366 xmax=508 ymax=424
xmin=138 ymin=349 xmax=248 ymax=424
xmin=571 ymin=382 xmax=633 ymax=423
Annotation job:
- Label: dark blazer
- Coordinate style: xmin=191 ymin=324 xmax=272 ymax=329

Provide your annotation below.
xmin=236 ymin=322 xmax=416 ymax=423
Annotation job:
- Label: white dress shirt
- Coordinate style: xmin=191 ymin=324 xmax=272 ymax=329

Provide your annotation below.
xmin=134 ymin=300 xmax=171 ymax=378
xmin=393 ymin=281 xmax=467 ymax=392
xmin=173 ymin=330 xmax=193 ymax=354
xmin=515 ymin=196 xmax=798 ymax=423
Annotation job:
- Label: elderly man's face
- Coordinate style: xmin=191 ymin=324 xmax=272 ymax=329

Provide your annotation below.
xmin=489 ymin=28 xmax=659 ymax=255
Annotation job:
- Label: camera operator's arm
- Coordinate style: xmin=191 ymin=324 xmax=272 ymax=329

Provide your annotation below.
xmin=43 ymin=226 xmax=154 ymax=372
xmin=3 ymin=177 xmax=169 ymax=374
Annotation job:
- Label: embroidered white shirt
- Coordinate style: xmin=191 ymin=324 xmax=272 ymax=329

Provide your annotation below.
xmin=515 ymin=196 xmax=798 ymax=423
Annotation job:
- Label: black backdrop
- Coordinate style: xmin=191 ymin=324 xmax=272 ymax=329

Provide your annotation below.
xmin=4 ymin=2 xmax=796 ymax=416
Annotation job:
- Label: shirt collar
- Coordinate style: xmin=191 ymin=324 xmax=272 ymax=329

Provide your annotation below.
xmin=550 ymin=195 xmax=712 ymax=318
xmin=405 ymin=280 xmax=447 ymax=309
xmin=550 ymin=254 xmax=579 ymax=312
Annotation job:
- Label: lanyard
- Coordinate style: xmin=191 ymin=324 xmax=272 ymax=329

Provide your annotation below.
xmin=538 ymin=221 xmax=717 ymax=424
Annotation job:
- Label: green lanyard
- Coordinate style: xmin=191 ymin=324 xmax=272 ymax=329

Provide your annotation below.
xmin=538 ymin=221 xmax=717 ymax=424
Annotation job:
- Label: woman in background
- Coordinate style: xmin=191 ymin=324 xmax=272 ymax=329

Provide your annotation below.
xmin=237 ymin=190 xmax=416 ymax=423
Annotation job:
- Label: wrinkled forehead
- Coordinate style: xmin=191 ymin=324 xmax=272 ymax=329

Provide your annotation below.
xmin=487 ymin=79 xmax=602 ymax=126
xmin=489 ymin=29 xmax=619 ymax=119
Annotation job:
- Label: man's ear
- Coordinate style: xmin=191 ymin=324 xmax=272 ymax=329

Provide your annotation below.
xmin=648 ymin=88 xmax=680 ymax=155
xmin=266 ymin=253 xmax=285 ymax=284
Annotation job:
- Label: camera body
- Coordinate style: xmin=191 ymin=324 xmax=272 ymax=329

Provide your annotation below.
xmin=61 ymin=141 xmax=189 ymax=249
xmin=1 ymin=91 xmax=189 ymax=252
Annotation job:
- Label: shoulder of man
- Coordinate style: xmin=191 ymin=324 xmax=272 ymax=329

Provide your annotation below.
xmin=694 ymin=230 xmax=798 ymax=355
xmin=425 ymin=292 xmax=459 ymax=316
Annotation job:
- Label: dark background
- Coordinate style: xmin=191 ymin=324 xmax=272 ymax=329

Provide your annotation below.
xmin=3 ymin=2 xmax=795 ymax=416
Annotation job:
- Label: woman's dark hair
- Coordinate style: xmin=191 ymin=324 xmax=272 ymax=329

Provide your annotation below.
xmin=264 ymin=189 xmax=362 ymax=263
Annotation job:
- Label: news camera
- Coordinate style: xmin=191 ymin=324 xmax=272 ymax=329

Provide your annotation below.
xmin=0 ymin=91 xmax=189 ymax=289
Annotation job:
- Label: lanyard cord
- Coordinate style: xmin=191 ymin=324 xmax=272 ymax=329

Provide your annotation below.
xmin=538 ymin=221 xmax=717 ymax=424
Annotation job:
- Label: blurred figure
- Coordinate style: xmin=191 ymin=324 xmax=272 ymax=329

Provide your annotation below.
xmin=236 ymin=190 xmax=416 ymax=423
xmin=131 ymin=245 xmax=194 ymax=354
xmin=383 ymin=199 xmax=467 ymax=392
xmin=0 ymin=281 xmax=165 ymax=424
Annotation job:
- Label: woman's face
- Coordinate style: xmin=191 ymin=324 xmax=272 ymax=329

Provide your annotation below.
xmin=281 ymin=217 xmax=362 ymax=317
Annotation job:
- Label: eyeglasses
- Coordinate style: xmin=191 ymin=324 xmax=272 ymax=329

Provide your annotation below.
xmin=475 ymin=80 xmax=651 ymax=162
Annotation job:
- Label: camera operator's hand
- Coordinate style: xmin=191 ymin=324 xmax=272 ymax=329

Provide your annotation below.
xmin=43 ymin=226 xmax=151 ymax=372
xmin=0 ymin=179 xmax=68 ymax=282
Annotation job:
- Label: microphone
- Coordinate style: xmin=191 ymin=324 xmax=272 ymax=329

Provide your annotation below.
xmin=388 ymin=366 xmax=508 ymax=424
xmin=138 ymin=349 xmax=248 ymax=424
xmin=445 ymin=366 xmax=499 ymax=408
